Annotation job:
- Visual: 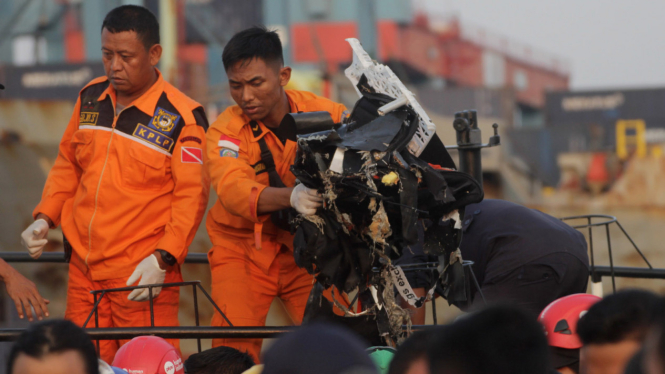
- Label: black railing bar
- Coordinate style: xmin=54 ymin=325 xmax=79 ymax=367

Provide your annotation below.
xmin=195 ymin=283 xmax=234 ymax=327
xmin=0 ymin=325 xmax=432 ymax=341
xmin=82 ymin=291 xmax=105 ymax=329
xmin=193 ymin=284 xmax=201 ymax=353
xmin=592 ymin=265 xmax=665 ymax=279
xmin=606 ymin=225 xmax=617 ymax=292
xmin=615 ymin=221 xmax=653 ymax=269
xmin=587 ymin=216 xmax=597 ymax=282
xmin=560 ymin=214 xmax=618 ymax=227
xmin=0 ymin=252 xmax=211 ymax=263
xmin=89 ymin=281 xmax=201 ymax=294
xmin=149 ymin=287 xmax=155 ymax=327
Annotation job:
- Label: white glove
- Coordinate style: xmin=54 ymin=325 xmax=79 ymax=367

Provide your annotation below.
xmin=290 ymin=184 xmax=323 ymax=216
xmin=126 ymin=254 xmax=166 ymax=301
xmin=21 ymin=219 xmax=49 ymax=259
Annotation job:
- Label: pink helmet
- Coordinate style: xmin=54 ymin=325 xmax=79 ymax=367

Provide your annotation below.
xmin=112 ymin=336 xmax=184 ymax=374
xmin=539 ymin=293 xmax=601 ymax=349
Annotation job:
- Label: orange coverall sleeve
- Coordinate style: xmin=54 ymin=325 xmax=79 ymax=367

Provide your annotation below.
xmin=206 ymin=116 xmax=267 ymax=223
xmin=32 ymin=97 xmax=83 ymax=227
xmin=156 ymin=109 xmax=210 ymax=264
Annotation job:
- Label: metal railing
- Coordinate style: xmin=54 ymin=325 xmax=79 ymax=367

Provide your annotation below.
xmin=559 ymin=214 xmax=654 ymax=294
xmin=1 ymin=213 xmax=662 ymax=345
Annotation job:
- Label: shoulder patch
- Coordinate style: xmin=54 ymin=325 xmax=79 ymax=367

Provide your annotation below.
xmin=180 ymin=136 xmax=202 ymax=144
xmin=150 ymin=107 xmax=180 ymax=136
xmin=181 ymin=147 xmax=203 ymax=164
xmin=218 ymin=134 xmax=240 ymax=152
xmin=220 ymin=148 xmax=238 ymax=158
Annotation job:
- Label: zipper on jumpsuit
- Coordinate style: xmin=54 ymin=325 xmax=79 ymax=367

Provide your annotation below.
xmin=84 ymin=104 xmax=132 ymax=267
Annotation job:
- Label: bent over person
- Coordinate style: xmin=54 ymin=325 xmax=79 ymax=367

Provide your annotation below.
xmin=205 ymin=27 xmax=347 ymax=361
xmin=20 ymin=5 xmax=209 ymax=362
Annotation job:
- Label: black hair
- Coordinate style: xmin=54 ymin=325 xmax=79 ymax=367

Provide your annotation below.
xmin=184 ymin=346 xmax=255 ymax=374
xmin=577 ymin=289 xmax=659 ymax=345
xmin=7 ymin=319 xmax=99 ymax=374
xmin=389 ymin=329 xmax=439 ymax=374
xmin=101 ymin=5 xmax=160 ymax=50
xmin=428 ymin=305 xmax=550 ymax=374
xmin=222 ymin=26 xmax=284 ymax=71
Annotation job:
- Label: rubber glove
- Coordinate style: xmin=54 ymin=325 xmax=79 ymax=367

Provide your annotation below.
xmin=20 ymin=219 xmax=49 ymax=259
xmin=290 ymin=184 xmax=323 ymax=216
xmin=126 ymin=254 xmax=166 ymax=301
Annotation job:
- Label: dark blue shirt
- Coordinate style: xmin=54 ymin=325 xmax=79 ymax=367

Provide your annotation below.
xmin=460 ymin=199 xmax=589 ymax=286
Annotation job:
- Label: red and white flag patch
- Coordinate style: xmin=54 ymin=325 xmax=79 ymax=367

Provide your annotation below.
xmin=218 ymin=134 xmax=240 ymax=152
xmin=181 ymin=147 xmax=203 ymax=164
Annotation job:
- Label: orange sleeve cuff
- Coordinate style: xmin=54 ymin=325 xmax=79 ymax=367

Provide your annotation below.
xmin=33 ymin=198 xmax=65 ymax=227
xmin=157 ymin=233 xmax=186 ymax=264
xmin=249 ymin=184 xmax=270 ymax=223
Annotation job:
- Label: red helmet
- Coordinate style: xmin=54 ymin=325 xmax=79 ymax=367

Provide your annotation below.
xmin=112 ymin=336 xmax=184 ymax=374
xmin=538 ymin=293 xmax=601 ymax=349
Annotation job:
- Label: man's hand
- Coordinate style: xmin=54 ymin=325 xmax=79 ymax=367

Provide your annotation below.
xmin=20 ymin=218 xmax=50 ymax=259
xmin=126 ymin=254 xmax=166 ymax=301
xmin=290 ymin=184 xmax=323 ymax=216
xmin=0 ymin=260 xmax=49 ymax=321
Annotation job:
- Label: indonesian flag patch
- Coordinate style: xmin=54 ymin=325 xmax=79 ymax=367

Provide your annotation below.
xmin=218 ymin=134 xmax=240 ymax=152
xmin=181 ymin=147 xmax=203 ymax=164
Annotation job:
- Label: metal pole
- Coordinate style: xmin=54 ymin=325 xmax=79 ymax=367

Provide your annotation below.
xmin=193 ymin=284 xmax=201 ymax=353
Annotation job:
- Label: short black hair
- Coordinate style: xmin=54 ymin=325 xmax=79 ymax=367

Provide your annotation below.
xmin=101 ymin=5 xmax=160 ymax=50
xmin=7 ymin=319 xmax=99 ymax=374
xmin=577 ymin=289 xmax=659 ymax=345
xmin=389 ymin=329 xmax=440 ymax=374
xmin=428 ymin=306 xmax=550 ymax=374
xmin=184 ymin=346 xmax=255 ymax=374
xmin=222 ymin=26 xmax=284 ymax=71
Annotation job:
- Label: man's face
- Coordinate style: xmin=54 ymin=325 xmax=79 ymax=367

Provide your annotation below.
xmin=227 ymin=58 xmax=291 ymax=123
xmin=12 ymin=351 xmax=88 ymax=374
xmin=580 ymin=340 xmax=642 ymax=374
xmin=101 ymin=28 xmax=161 ymax=97
xmin=643 ymin=330 xmax=664 ymax=374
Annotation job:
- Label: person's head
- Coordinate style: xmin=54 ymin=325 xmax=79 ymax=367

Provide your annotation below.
xmin=184 ymin=346 xmax=255 ymax=374
xmin=7 ymin=319 xmax=99 ymax=374
xmin=112 ymin=336 xmax=183 ymax=374
xmin=101 ymin=5 xmax=162 ymax=98
xmin=577 ymin=289 xmax=659 ymax=374
xmin=389 ymin=329 xmax=439 ymax=374
xmin=262 ymin=323 xmax=377 ymax=374
xmin=428 ymin=305 xmax=550 ymax=374
xmin=222 ymin=26 xmax=291 ymax=123
xmin=538 ymin=293 xmax=602 ymax=373
xmin=640 ymin=297 xmax=665 ymax=374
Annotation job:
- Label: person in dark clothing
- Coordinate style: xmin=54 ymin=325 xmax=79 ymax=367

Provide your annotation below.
xmin=428 ymin=305 xmax=551 ymax=374
xmin=7 ymin=319 xmax=99 ymax=374
xmin=388 ymin=329 xmax=439 ymax=374
xmin=262 ymin=323 xmax=377 ymax=374
xmin=577 ymin=290 xmax=659 ymax=374
xmin=397 ymin=199 xmax=590 ymax=322
xmin=184 ymin=346 xmax=255 ymax=374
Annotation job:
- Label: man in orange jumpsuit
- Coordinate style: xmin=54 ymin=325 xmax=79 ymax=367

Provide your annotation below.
xmin=205 ymin=27 xmax=347 ymax=361
xmin=19 ymin=5 xmax=209 ymax=362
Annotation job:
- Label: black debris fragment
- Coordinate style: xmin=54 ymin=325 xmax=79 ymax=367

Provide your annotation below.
xmin=290 ymin=86 xmax=483 ymax=343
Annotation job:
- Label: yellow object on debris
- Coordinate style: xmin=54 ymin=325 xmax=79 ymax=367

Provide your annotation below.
xmin=381 ymin=171 xmax=399 ymax=186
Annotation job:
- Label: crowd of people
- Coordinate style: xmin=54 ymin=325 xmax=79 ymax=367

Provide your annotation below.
xmin=7 ymin=288 xmax=665 ymax=374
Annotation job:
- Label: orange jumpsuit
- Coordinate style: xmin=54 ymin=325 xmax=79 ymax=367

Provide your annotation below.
xmin=33 ymin=70 xmax=209 ymax=362
xmin=205 ymin=90 xmax=346 ymax=361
